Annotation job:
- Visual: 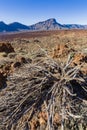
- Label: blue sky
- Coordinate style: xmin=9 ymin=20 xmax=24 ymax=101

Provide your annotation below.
xmin=0 ymin=0 xmax=87 ymax=25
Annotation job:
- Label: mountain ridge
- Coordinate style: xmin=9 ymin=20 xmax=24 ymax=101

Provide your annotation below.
xmin=0 ymin=18 xmax=87 ymax=32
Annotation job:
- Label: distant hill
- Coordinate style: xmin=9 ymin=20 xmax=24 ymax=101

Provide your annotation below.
xmin=8 ymin=22 xmax=30 ymax=31
xmin=0 ymin=22 xmax=30 ymax=32
xmin=0 ymin=21 xmax=9 ymax=32
xmin=0 ymin=18 xmax=87 ymax=32
xmin=63 ymin=24 xmax=86 ymax=29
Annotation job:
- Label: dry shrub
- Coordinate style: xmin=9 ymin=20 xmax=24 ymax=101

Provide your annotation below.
xmin=0 ymin=51 xmax=87 ymax=130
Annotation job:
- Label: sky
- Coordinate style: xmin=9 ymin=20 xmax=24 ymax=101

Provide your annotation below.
xmin=0 ymin=0 xmax=87 ymax=25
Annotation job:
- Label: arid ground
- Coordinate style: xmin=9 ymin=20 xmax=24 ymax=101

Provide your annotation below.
xmin=0 ymin=30 xmax=87 ymax=130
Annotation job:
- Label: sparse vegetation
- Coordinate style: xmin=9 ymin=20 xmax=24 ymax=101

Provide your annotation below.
xmin=0 ymin=30 xmax=87 ymax=130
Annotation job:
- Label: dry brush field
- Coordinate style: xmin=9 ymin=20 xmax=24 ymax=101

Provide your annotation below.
xmin=0 ymin=30 xmax=87 ymax=130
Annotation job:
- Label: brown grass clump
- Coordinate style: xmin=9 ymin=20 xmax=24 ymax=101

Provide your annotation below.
xmin=81 ymin=64 xmax=87 ymax=75
xmin=52 ymin=44 xmax=74 ymax=58
xmin=54 ymin=113 xmax=61 ymax=125
xmin=29 ymin=119 xmax=39 ymax=130
xmin=72 ymin=53 xmax=87 ymax=66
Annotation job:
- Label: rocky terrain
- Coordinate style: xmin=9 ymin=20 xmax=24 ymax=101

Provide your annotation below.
xmin=0 ymin=30 xmax=87 ymax=130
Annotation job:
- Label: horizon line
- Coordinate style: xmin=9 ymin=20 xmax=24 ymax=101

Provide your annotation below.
xmin=0 ymin=18 xmax=87 ymax=26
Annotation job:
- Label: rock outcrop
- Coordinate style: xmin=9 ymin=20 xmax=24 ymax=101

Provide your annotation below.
xmin=0 ymin=43 xmax=14 ymax=53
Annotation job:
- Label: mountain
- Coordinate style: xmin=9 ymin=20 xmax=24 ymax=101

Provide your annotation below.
xmin=0 ymin=21 xmax=9 ymax=32
xmin=8 ymin=22 xmax=29 ymax=31
xmin=29 ymin=19 xmax=87 ymax=30
xmin=0 ymin=22 xmax=30 ymax=32
xmin=0 ymin=18 xmax=87 ymax=32
xmin=64 ymin=24 xmax=86 ymax=29
xmin=29 ymin=18 xmax=65 ymax=30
